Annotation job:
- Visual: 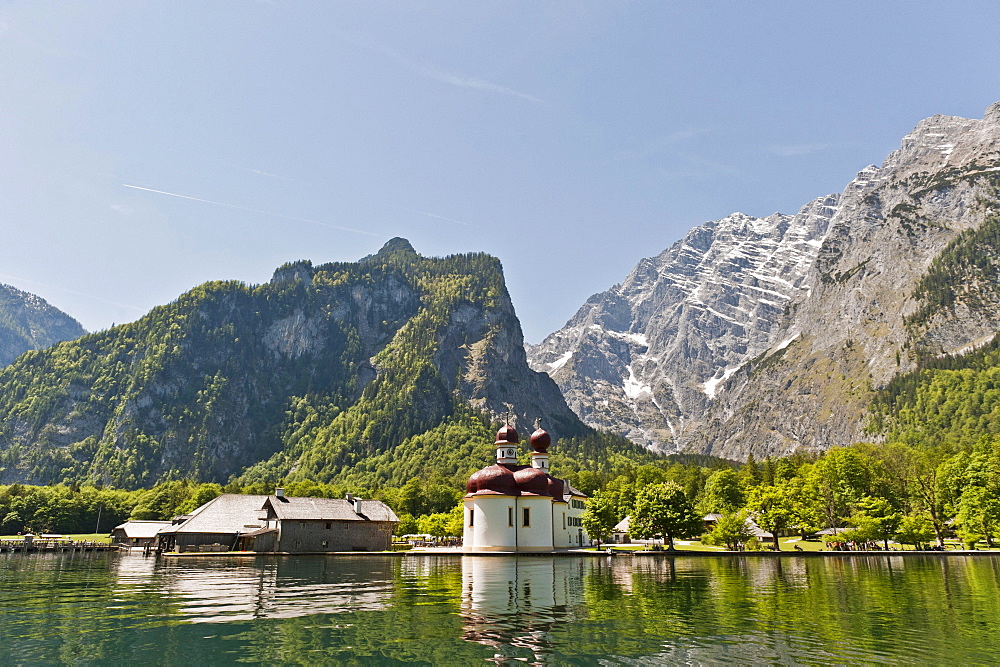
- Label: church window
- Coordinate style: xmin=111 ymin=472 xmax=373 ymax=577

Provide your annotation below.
xmin=469 ymin=509 xmax=474 ymax=527
xmin=523 ymin=508 xmax=531 ymax=527
xmin=508 ymin=507 xmax=514 ymax=527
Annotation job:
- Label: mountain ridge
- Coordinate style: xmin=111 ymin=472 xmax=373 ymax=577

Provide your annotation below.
xmin=0 ymin=240 xmax=629 ymax=489
xmin=530 ymin=102 xmax=1000 ymax=460
xmin=0 ymin=283 xmax=86 ymax=367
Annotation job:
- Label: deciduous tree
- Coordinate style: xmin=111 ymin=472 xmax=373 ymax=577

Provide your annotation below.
xmin=629 ymin=482 xmax=701 ymax=550
xmin=581 ymin=489 xmax=618 ymax=548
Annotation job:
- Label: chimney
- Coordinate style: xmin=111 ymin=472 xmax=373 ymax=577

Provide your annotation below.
xmin=275 ymin=488 xmax=285 ymax=498
xmin=345 ymin=492 xmax=354 ymax=502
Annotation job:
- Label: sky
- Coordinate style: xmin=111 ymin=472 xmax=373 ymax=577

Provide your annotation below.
xmin=2 ymin=2 xmax=999 ymax=343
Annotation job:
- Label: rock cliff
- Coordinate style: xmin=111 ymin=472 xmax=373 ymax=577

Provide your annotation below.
xmin=528 ymin=196 xmax=836 ymax=451
xmin=0 ymin=284 xmax=85 ymax=366
xmin=531 ymin=102 xmax=1000 ymax=459
xmin=696 ymin=102 xmax=1000 ymax=460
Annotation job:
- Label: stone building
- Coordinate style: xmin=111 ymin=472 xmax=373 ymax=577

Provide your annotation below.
xmin=157 ymin=491 xmax=398 ymax=553
xmin=259 ymin=493 xmax=398 ymax=552
xmin=463 ymin=423 xmax=589 ymax=552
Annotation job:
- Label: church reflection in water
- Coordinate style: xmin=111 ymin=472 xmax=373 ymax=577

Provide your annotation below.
xmin=460 ymin=555 xmax=601 ymax=663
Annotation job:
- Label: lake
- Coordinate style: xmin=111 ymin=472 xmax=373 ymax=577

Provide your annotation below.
xmin=2 ymin=552 xmax=999 ymax=664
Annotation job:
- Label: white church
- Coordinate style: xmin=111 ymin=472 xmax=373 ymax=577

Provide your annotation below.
xmin=463 ymin=423 xmax=589 ymax=552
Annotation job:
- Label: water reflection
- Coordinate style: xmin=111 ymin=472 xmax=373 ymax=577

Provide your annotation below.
xmin=4 ymin=552 xmax=1000 ymax=663
xmin=461 ymin=556 xmax=589 ymax=663
xmin=111 ymin=555 xmax=395 ymax=623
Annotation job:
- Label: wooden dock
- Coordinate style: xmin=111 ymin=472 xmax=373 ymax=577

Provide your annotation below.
xmin=0 ymin=539 xmax=117 ymax=553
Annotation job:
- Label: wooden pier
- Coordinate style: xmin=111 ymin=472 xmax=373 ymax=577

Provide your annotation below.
xmin=0 ymin=539 xmax=117 ymax=553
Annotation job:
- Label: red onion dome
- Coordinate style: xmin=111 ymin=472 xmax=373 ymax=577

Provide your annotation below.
xmin=466 ymin=464 xmax=520 ymax=496
xmin=513 ymin=467 xmax=551 ymax=496
xmin=495 ymin=424 xmax=519 ymax=445
xmin=529 ymin=428 xmax=551 ymax=453
xmin=547 ymin=476 xmax=565 ymax=499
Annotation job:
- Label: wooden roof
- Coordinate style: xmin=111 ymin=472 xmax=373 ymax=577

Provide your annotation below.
xmin=112 ymin=520 xmax=172 ymax=539
xmin=158 ymin=494 xmax=270 ymax=535
xmin=265 ymin=496 xmax=398 ymax=523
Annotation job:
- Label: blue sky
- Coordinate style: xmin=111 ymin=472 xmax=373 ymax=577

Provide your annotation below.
xmin=2 ymin=2 xmax=999 ymax=343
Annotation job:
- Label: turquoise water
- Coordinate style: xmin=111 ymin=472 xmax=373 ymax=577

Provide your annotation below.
xmin=2 ymin=552 xmax=999 ymax=664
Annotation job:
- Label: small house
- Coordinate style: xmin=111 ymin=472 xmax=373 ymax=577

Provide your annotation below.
xmin=612 ymin=517 xmax=631 ymax=544
xmin=111 ymin=520 xmax=172 ymax=547
xmin=157 ymin=494 xmax=271 ymax=553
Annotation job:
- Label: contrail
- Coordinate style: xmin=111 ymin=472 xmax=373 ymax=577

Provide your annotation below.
xmin=413 ymin=210 xmax=469 ymax=226
xmin=123 ymin=184 xmax=385 ymax=238
xmin=343 ymin=33 xmax=543 ymax=104
xmin=388 ymin=204 xmax=470 ymax=227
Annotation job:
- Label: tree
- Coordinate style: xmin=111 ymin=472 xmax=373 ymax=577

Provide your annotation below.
xmin=741 ymin=454 xmax=761 ymax=486
xmin=895 ymin=515 xmax=935 ymax=550
xmin=397 ymin=477 xmax=427 ymax=516
xmin=880 ymin=443 xmax=947 ymax=546
xmin=698 ymin=469 xmax=745 ymax=514
xmin=444 ymin=503 xmax=464 ymax=538
xmin=417 ymin=513 xmax=449 ymax=538
xmin=956 ymin=486 xmax=1000 ymax=548
xmin=2 ymin=510 xmax=23 ymax=534
xmin=849 ymin=496 xmax=902 ymax=550
xmin=629 ymin=482 xmax=701 ymax=550
xmin=394 ymin=513 xmax=419 ymax=536
xmin=745 ymin=484 xmax=795 ymax=551
xmin=174 ymin=483 xmax=223 ymax=515
xmin=702 ymin=511 xmax=755 ymax=551
xmin=581 ymin=490 xmax=618 ymax=548
xmin=804 ymin=447 xmax=890 ymax=530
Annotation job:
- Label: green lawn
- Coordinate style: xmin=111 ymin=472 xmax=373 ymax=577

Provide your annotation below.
xmin=594 ymin=536 xmax=1000 ymax=553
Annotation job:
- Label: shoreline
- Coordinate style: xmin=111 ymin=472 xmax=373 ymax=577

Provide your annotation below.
xmin=149 ymin=547 xmax=1000 ymax=558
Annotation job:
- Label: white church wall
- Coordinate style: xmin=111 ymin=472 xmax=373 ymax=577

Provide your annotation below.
xmin=464 ymin=495 xmax=517 ymax=552
xmin=514 ymin=496 xmax=554 ymax=552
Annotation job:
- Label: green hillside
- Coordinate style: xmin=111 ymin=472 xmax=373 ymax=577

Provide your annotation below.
xmin=0 ymin=239 xmax=648 ymax=489
xmin=871 ymin=334 xmax=1000 ymax=450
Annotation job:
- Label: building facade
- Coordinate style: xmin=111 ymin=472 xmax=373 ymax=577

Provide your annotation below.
xmin=157 ymin=492 xmax=398 ymax=553
xmin=110 ymin=520 xmax=173 ymax=547
xmin=463 ymin=424 xmax=589 ymax=552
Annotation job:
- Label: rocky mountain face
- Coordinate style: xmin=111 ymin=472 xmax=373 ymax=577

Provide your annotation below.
xmin=0 ymin=284 xmax=85 ymax=366
xmin=0 ymin=239 xmax=589 ymax=488
xmin=528 ymin=196 xmax=836 ymax=451
xmin=531 ymin=102 xmax=1000 ymax=460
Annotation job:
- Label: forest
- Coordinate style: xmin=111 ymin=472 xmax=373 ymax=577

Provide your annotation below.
xmin=8 ymin=312 xmax=1000 ymax=548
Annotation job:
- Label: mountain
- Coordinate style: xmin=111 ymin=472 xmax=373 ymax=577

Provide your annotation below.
xmin=530 ymin=102 xmax=1000 ymax=460
xmin=0 ymin=239 xmax=625 ymax=489
xmin=528 ymin=195 xmax=836 ymax=451
xmin=0 ymin=284 xmax=86 ymax=366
